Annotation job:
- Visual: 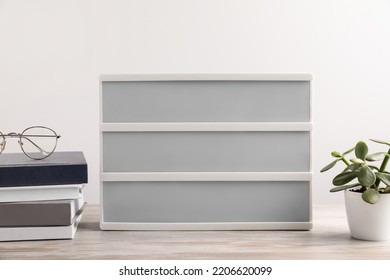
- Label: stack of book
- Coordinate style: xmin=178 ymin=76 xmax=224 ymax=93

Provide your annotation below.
xmin=0 ymin=151 xmax=87 ymax=241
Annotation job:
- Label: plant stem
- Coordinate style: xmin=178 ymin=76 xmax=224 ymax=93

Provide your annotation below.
xmin=374 ymin=148 xmax=390 ymax=188
xmin=341 ymin=157 xmax=350 ymax=166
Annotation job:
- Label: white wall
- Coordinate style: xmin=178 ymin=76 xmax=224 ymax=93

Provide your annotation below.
xmin=1 ymin=0 xmax=390 ymax=205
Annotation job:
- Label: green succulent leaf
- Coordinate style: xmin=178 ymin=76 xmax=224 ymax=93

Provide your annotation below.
xmin=355 ymin=141 xmax=368 ymax=160
xmin=358 ymin=165 xmax=376 ymax=187
xmin=366 ymin=152 xmax=388 ymax=162
xmin=348 ymin=163 xmax=361 ymax=171
xmin=331 ymin=151 xmax=342 ymax=158
xmin=330 ymin=183 xmax=361 ymax=193
xmin=381 ymin=186 xmax=390 ymax=194
xmin=368 ymin=165 xmax=380 ymax=171
xmin=343 ymin=163 xmax=361 ymax=172
xmin=320 ymin=160 xmax=338 ymax=172
xmin=376 ymin=172 xmax=390 ymax=186
xmin=370 ymin=139 xmax=390 ymax=146
xmin=333 ymin=172 xmax=358 ymax=186
xmin=350 ymin=158 xmax=365 ymax=165
xmin=362 ymin=189 xmax=381 ymax=204
xmin=342 ymin=147 xmax=355 ymax=156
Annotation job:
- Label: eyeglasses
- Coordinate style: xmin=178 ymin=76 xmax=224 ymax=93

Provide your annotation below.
xmin=0 ymin=126 xmax=61 ymax=160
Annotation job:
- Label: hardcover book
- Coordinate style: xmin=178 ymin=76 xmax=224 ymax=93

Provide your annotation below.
xmin=0 ymin=151 xmax=88 ymax=187
xmin=0 ymin=198 xmax=85 ymax=226
xmin=0 ymin=184 xmax=83 ymax=203
xmin=0 ymin=185 xmax=83 ymax=203
xmin=0 ymin=212 xmax=83 ymax=242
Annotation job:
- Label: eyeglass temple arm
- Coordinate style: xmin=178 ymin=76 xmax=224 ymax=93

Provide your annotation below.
xmin=21 ymin=134 xmax=61 ymax=139
xmin=2 ymin=134 xmax=60 ymax=154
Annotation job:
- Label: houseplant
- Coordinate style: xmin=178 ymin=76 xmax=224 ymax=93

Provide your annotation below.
xmin=321 ymin=139 xmax=390 ymax=241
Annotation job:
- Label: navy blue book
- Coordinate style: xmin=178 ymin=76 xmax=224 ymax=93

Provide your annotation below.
xmin=0 ymin=151 xmax=88 ymax=187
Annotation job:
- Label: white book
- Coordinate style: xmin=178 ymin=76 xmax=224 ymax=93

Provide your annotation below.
xmin=0 ymin=184 xmax=83 ymax=203
xmin=0 ymin=211 xmax=83 ymax=242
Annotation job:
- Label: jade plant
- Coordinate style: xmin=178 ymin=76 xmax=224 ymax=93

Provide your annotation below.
xmin=321 ymin=139 xmax=390 ymax=204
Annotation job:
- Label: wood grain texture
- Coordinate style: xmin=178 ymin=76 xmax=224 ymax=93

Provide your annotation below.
xmin=1 ymin=205 xmax=390 ymax=260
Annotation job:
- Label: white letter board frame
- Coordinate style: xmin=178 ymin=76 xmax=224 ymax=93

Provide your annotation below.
xmin=99 ymin=74 xmax=313 ymax=230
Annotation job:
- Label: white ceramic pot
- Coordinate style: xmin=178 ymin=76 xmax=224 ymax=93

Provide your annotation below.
xmin=345 ymin=190 xmax=390 ymax=241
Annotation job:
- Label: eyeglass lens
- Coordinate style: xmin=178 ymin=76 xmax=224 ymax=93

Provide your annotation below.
xmin=19 ymin=126 xmax=58 ymax=159
xmin=0 ymin=132 xmax=5 ymax=153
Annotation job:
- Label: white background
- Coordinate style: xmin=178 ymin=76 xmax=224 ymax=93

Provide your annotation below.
xmin=1 ymin=0 xmax=390 ymax=205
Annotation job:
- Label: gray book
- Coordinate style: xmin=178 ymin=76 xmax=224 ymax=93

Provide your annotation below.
xmin=0 ymin=212 xmax=83 ymax=241
xmin=0 ymin=198 xmax=85 ymax=227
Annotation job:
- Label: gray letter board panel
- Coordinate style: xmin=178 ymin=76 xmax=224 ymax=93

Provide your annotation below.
xmin=103 ymin=131 xmax=310 ymax=172
xmin=99 ymin=74 xmax=313 ymax=230
xmin=102 ymin=81 xmax=310 ymax=122
xmin=103 ymin=181 xmax=310 ymax=223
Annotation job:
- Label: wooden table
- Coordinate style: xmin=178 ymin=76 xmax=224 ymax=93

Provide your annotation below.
xmin=1 ymin=205 xmax=390 ymax=260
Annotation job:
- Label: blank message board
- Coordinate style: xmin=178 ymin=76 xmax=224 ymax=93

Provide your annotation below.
xmin=100 ymin=74 xmax=312 ymax=230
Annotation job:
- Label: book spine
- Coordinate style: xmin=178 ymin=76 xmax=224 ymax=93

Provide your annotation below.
xmin=0 ymin=164 xmax=88 ymax=187
xmin=0 ymin=199 xmax=85 ymax=227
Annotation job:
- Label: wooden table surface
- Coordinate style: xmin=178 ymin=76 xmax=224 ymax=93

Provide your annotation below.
xmin=1 ymin=204 xmax=390 ymax=260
